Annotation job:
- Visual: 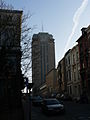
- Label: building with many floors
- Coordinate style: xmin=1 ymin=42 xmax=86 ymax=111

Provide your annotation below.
xmin=32 ymin=32 xmax=55 ymax=95
xmin=57 ymin=57 xmax=66 ymax=94
xmin=77 ymin=25 xmax=90 ymax=100
xmin=46 ymin=68 xmax=57 ymax=97
xmin=71 ymin=44 xmax=81 ymax=99
xmin=39 ymin=68 xmax=57 ymax=97
xmin=57 ymin=45 xmax=81 ymax=100
xmin=64 ymin=49 xmax=72 ymax=97
xmin=0 ymin=9 xmax=24 ymax=110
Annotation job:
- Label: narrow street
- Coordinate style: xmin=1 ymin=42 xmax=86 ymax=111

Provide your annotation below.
xmin=31 ymin=101 xmax=90 ymax=120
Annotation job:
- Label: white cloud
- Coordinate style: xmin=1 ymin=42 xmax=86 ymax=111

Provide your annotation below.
xmin=62 ymin=0 xmax=88 ymax=57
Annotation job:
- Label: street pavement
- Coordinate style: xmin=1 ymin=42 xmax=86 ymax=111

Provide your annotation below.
xmin=31 ymin=101 xmax=90 ymax=120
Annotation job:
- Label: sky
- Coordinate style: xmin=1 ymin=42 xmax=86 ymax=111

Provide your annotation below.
xmin=3 ymin=0 xmax=90 ymax=66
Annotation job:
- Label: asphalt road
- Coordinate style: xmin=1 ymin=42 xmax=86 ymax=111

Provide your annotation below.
xmin=31 ymin=101 xmax=90 ymax=120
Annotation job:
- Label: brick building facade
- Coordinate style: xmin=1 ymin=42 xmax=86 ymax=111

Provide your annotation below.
xmin=77 ymin=25 xmax=90 ymax=100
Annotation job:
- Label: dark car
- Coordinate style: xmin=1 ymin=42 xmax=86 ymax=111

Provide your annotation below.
xmin=32 ymin=96 xmax=43 ymax=106
xmin=41 ymin=98 xmax=65 ymax=114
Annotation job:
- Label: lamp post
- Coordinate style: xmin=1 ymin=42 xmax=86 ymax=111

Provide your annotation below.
xmin=24 ymin=77 xmax=34 ymax=120
xmin=27 ymin=83 xmax=34 ymax=120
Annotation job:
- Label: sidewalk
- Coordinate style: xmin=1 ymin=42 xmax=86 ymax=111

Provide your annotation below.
xmin=0 ymin=107 xmax=24 ymax=120
xmin=22 ymin=94 xmax=31 ymax=120
xmin=0 ymin=94 xmax=31 ymax=120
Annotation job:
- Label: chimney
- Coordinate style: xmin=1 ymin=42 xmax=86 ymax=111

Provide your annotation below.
xmin=81 ymin=27 xmax=87 ymax=35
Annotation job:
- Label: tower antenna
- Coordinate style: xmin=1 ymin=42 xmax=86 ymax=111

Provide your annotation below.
xmin=41 ymin=21 xmax=44 ymax=32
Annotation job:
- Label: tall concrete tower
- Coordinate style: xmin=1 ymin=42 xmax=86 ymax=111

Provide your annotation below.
xmin=32 ymin=32 xmax=55 ymax=95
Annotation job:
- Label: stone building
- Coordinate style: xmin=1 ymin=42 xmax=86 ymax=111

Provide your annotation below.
xmin=77 ymin=25 xmax=90 ymax=100
xmin=45 ymin=68 xmax=57 ymax=97
xmin=39 ymin=68 xmax=57 ymax=97
xmin=32 ymin=32 xmax=55 ymax=95
xmin=57 ymin=45 xmax=81 ymax=100
xmin=64 ymin=49 xmax=72 ymax=97
xmin=71 ymin=44 xmax=81 ymax=99
xmin=57 ymin=57 xmax=66 ymax=94
xmin=0 ymin=9 xmax=24 ymax=111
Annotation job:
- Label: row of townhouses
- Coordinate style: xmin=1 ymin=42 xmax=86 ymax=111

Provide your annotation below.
xmin=32 ymin=25 xmax=90 ymax=101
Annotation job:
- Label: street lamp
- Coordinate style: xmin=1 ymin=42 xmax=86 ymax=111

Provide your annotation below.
xmin=27 ymin=83 xmax=34 ymax=120
xmin=24 ymin=77 xmax=34 ymax=120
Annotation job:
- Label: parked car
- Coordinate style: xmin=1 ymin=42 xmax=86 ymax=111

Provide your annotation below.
xmin=41 ymin=98 xmax=65 ymax=115
xmin=32 ymin=96 xmax=43 ymax=106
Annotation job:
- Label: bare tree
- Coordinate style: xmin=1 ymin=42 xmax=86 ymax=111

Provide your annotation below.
xmin=21 ymin=13 xmax=33 ymax=79
xmin=0 ymin=0 xmax=13 ymax=9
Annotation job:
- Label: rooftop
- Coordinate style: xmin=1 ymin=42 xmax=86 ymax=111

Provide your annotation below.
xmin=0 ymin=9 xmax=23 ymax=14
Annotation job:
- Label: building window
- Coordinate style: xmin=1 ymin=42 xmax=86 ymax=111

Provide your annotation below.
xmin=6 ymin=14 xmax=13 ymax=22
xmin=82 ymin=63 xmax=85 ymax=68
xmin=70 ymin=86 xmax=72 ymax=94
xmin=67 ymin=87 xmax=69 ymax=94
xmin=76 ymin=52 xmax=79 ymax=61
xmin=78 ymin=71 xmax=80 ymax=80
xmin=67 ymin=72 xmax=68 ymax=81
xmin=66 ymin=59 xmax=67 ymax=65
xmin=78 ymin=85 xmax=81 ymax=95
xmin=74 ymin=71 xmax=76 ymax=81
xmin=74 ymin=86 xmax=77 ymax=95
xmin=68 ymin=56 xmax=70 ymax=65
xmin=73 ymin=54 xmax=75 ymax=64
xmin=69 ymin=69 xmax=71 ymax=81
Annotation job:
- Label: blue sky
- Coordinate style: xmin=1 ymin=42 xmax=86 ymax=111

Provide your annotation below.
xmin=5 ymin=0 xmax=90 ymax=66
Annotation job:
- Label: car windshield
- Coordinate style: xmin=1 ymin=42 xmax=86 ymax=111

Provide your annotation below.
xmin=33 ymin=96 xmax=42 ymax=100
xmin=45 ymin=99 xmax=60 ymax=105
